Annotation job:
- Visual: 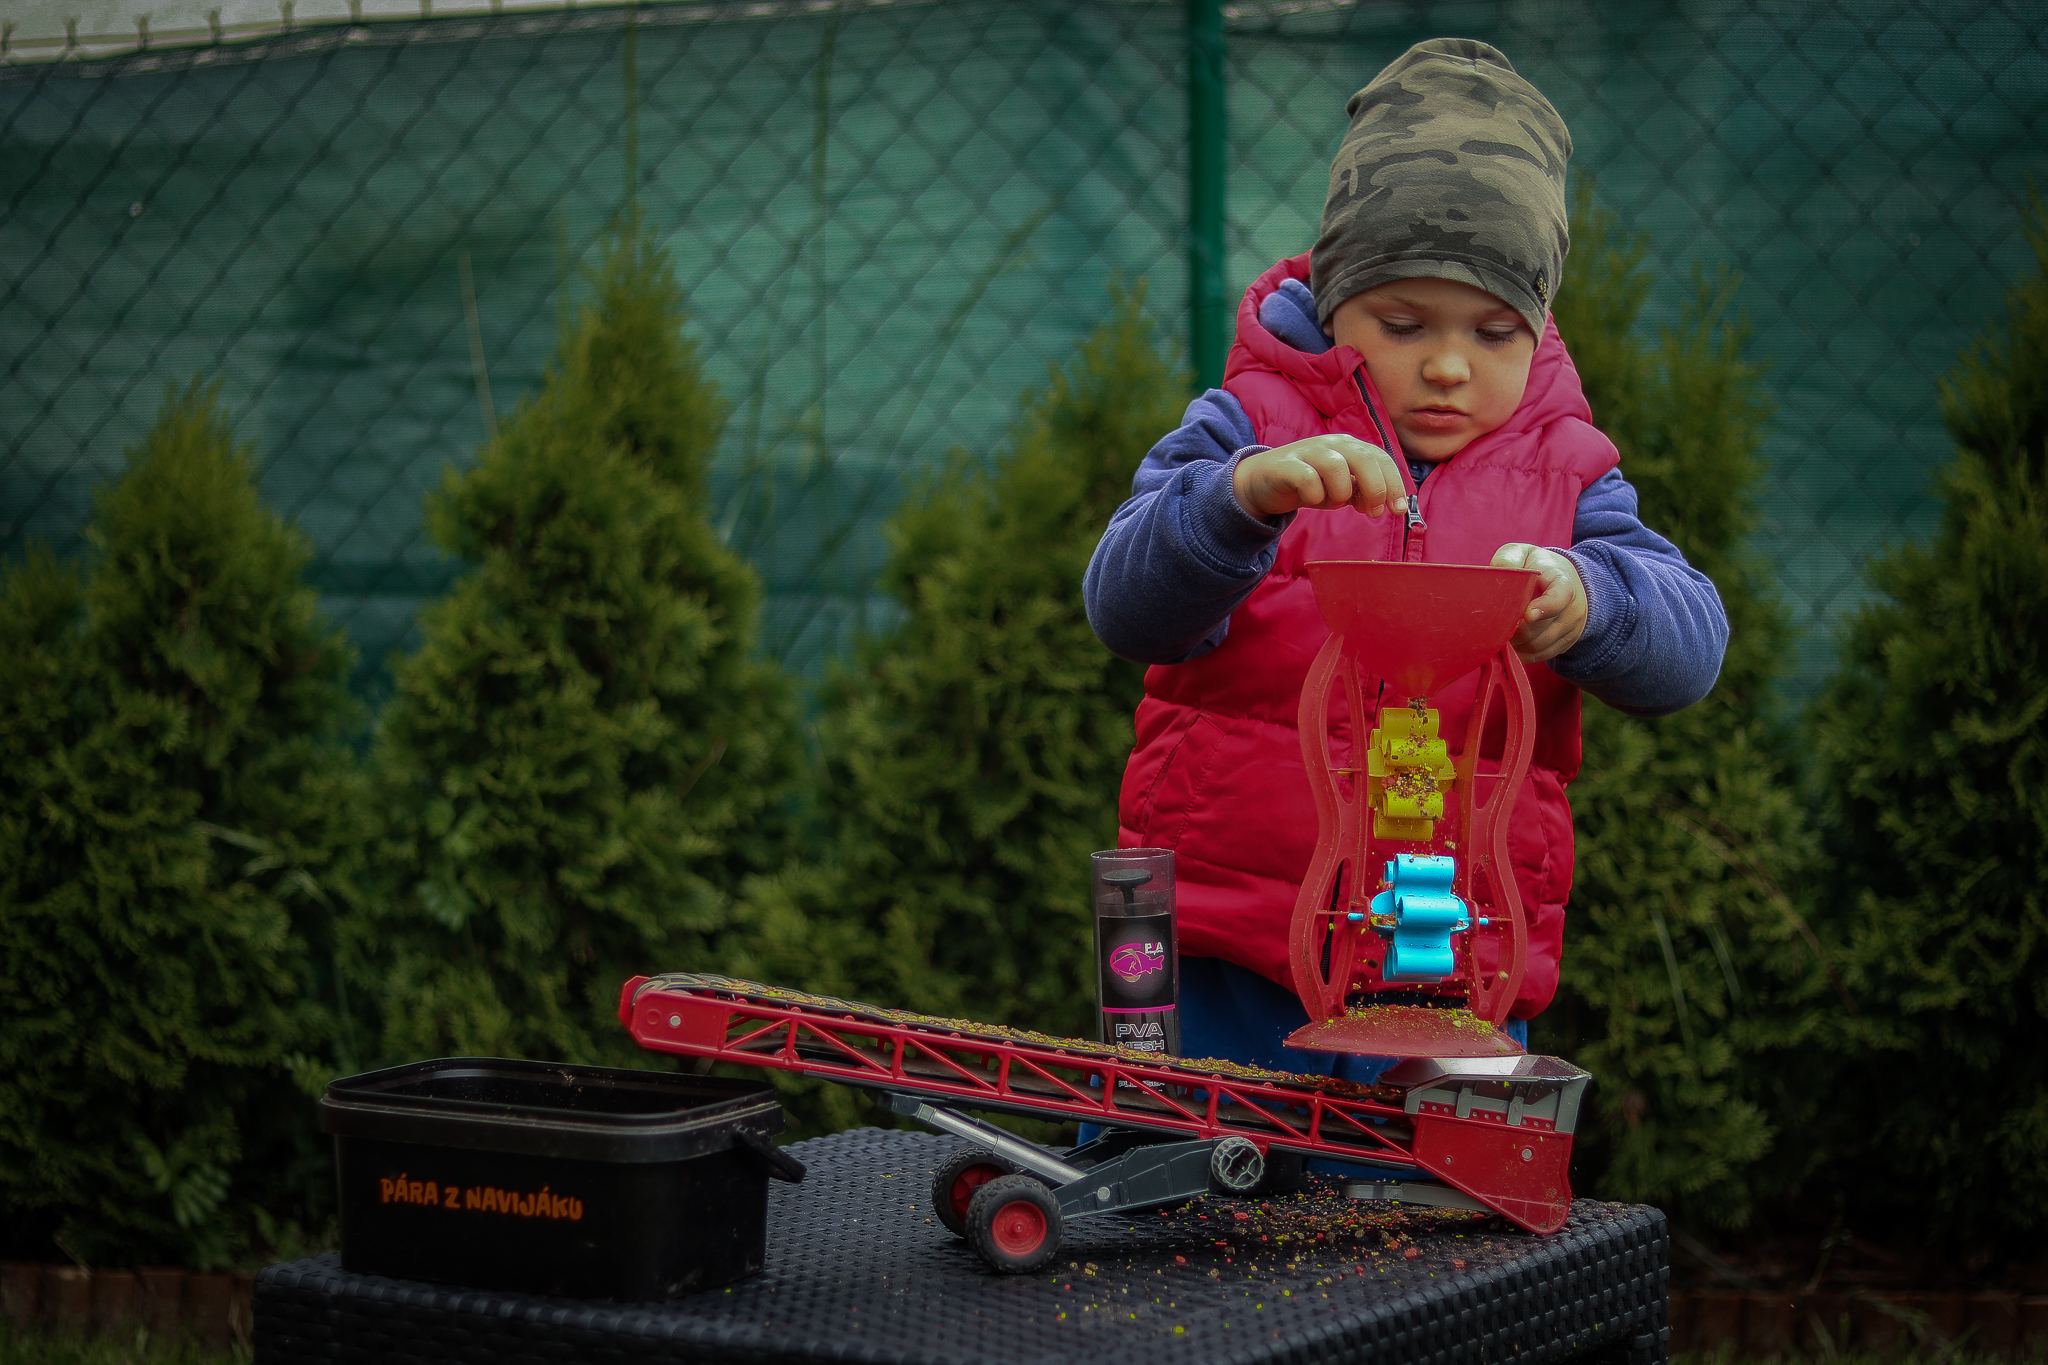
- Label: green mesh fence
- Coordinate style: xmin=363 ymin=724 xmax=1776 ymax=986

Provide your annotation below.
xmin=4 ymin=0 xmax=2044 ymax=701
xmin=1226 ymin=0 xmax=2048 ymax=697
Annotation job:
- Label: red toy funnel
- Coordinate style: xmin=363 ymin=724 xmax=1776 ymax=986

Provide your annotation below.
xmin=1306 ymin=562 xmax=1540 ymax=699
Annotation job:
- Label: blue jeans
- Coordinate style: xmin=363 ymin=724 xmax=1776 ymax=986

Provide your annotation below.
xmin=1080 ymin=956 xmax=1529 ymax=1177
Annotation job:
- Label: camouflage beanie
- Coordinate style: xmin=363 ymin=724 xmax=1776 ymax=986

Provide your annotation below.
xmin=1310 ymin=37 xmax=1571 ymax=337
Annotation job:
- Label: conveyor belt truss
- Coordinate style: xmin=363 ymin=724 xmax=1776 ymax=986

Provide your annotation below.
xmin=621 ymin=973 xmax=1587 ymax=1234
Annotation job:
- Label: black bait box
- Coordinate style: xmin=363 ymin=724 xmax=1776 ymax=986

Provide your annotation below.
xmin=321 ymin=1058 xmax=805 ymax=1300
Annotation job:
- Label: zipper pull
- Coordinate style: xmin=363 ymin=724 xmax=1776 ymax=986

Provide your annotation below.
xmin=1346 ymin=367 xmax=1423 ymax=561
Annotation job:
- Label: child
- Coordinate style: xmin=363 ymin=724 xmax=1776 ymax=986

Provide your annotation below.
xmin=1084 ymin=38 xmax=1728 ymax=1083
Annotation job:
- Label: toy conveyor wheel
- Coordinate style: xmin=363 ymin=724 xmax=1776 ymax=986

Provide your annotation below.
xmin=1208 ymin=1136 xmax=1265 ymax=1193
xmin=966 ymin=1174 xmax=1063 ymax=1274
xmin=932 ymin=1147 xmax=1016 ymax=1239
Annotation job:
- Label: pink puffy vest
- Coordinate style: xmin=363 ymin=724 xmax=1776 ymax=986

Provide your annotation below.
xmin=1116 ymin=254 xmax=1618 ymax=1019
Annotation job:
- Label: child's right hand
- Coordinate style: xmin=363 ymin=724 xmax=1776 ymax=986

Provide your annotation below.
xmin=1232 ymin=435 xmax=1409 ymax=520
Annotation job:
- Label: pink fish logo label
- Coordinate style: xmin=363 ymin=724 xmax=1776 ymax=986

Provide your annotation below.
xmin=1109 ymin=942 xmax=1166 ymax=983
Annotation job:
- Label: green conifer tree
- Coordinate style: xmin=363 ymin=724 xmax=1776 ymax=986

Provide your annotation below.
xmin=0 ymin=384 xmax=361 ymax=1266
xmin=733 ymin=287 xmax=1182 ymax=1130
xmin=361 ymin=228 xmax=799 ymax=1068
xmin=1808 ymin=207 xmax=2048 ymax=1243
xmin=1533 ymin=193 xmax=1828 ymax=1227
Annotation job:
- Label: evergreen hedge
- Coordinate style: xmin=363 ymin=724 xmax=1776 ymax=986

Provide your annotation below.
xmin=733 ymin=286 xmax=1182 ymax=1132
xmin=9 ymin=203 xmax=2041 ymax=1265
xmin=356 ymin=227 xmax=800 ymax=1070
xmin=1533 ymin=193 xmax=1828 ymax=1228
xmin=0 ymin=385 xmax=361 ymax=1267
xmin=1808 ymin=206 xmax=2048 ymax=1245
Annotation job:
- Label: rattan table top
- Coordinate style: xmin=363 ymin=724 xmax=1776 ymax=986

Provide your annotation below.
xmin=258 ymin=1126 xmax=1668 ymax=1365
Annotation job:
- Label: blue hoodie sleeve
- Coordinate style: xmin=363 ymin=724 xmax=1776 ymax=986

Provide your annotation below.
xmin=1083 ymin=389 xmax=1289 ymax=664
xmin=1083 ymin=278 xmax=1327 ymax=663
xmin=1552 ymin=468 xmax=1728 ymax=717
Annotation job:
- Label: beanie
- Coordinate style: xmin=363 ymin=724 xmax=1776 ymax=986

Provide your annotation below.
xmin=1310 ymin=37 xmax=1572 ymax=338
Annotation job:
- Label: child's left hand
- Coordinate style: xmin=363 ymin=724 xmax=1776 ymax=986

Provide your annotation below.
xmin=1490 ymin=543 xmax=1586 ymax=663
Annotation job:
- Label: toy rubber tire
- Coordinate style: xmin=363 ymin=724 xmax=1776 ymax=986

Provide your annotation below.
xmin=966 ymin=1174 xmax=1063 ymax=1274
xmin=932 ymin=1148 xmax=1016 ymax=1239
xmin=1209 ymin=1135 xmax=1265 ymax=1193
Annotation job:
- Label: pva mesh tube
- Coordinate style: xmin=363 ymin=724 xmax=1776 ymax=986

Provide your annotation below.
xmin=1091 ymin=848 xmax=1179 ymax=1060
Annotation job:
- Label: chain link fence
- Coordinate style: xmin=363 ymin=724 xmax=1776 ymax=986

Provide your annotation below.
xmin=4 ymin=0 xmax=2044 ymax=701
xmin=1227 ymin=0 xmax=2048 ymax=696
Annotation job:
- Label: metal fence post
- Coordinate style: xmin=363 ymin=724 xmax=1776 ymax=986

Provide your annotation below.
xmin=1188 ymin=0 xmax=1226 ymax=391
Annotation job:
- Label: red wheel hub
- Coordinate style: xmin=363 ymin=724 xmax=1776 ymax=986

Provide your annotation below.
xmin=989 ymin=1198 xmax=1047 ymax=1256
xmin=948 ymin=1165 xmax=1002 ymax=1221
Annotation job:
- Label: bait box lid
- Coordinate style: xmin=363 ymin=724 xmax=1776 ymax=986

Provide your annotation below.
xmin=320 ymin=1057 xmax=783 ymax=1162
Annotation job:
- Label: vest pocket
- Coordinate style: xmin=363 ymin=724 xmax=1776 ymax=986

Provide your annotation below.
xmin=1507 ymin=766 xmax=1574 ymax=906
xmin=1129 ymin=712 xmax=1222 ymax=849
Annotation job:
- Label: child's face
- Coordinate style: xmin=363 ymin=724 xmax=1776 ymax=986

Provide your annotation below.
xmin=1329 ymin=277 xmax=1537 ymax=463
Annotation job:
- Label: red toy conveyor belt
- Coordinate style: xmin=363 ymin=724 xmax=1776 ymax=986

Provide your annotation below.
xmin=621 ymin=973 xmax=1588 ymax=1233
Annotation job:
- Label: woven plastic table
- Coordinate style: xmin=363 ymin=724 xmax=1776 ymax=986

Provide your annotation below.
xmin=257 ymin=1127 xmax=1668 ymax=1365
